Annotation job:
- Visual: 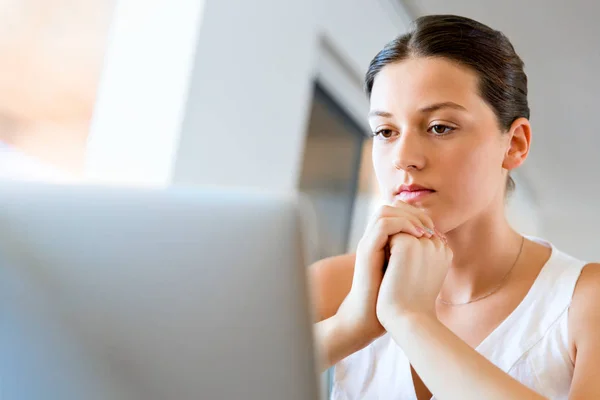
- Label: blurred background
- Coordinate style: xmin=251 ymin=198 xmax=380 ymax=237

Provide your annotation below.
xmin=0 ymin=0 xmax=597 ymax=260
xmin=2 ymin=1 xmax=598 ymax=397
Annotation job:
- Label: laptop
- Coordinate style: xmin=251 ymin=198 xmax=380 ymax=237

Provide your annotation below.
xmin=0 ymin=183 xmax=320 ymax=400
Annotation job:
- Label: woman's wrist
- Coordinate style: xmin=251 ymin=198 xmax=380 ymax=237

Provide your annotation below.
xmin=315 ymin=313 xmax=374 ymax=372
xmin=384 ymin=311 xmax=439 ymax=345
xmin=327 ymin=313 xmax=367 ymax=359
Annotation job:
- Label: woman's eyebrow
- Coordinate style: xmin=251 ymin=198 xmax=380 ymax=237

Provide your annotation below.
xmin=369 ymin=102 xmax=468 ymax=119
xmin=418 ymin=102 xmax=468 ymax=113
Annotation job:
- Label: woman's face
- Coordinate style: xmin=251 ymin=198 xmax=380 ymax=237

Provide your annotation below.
xmin=369 ymin=57 xmax=512 ymax=232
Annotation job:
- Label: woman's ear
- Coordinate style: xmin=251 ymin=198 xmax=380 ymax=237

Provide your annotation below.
xmin=502 ymin=117 xmax=531 ymax=171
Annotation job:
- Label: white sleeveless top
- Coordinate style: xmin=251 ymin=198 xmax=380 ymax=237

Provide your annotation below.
xmin=332 ymin=239 xmax=587 ymax=400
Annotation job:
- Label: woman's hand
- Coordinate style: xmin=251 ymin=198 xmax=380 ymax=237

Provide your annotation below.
xmin=335 ymin=202 xmax=436 ymax=350
xmin=376 ymin=233 xmax=453 ymax=328
xmin=374 ymin=234 xmax=549 ymax=400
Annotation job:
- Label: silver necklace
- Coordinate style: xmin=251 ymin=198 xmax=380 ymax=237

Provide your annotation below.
xmin=437 ymin=236 xmax=525 ymax=306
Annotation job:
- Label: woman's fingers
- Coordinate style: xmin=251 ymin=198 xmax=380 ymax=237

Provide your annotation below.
xmin=391 ymin=200 xmax=436 ymax=232
xmin=361 ymin=217 xmax=426 ymax=252
xmin=367 ymin=203 xmax=435 ymax=236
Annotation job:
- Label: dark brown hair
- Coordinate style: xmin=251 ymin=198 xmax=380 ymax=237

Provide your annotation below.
xmin=365 ymin=15 xmax=529 ymax=194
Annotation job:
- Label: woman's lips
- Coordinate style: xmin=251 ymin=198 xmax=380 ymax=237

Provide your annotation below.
xmin=396 ymin=189 xmax=435 ymax=203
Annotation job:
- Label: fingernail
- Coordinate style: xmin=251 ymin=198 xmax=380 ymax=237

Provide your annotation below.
xmin=434 ymin=228 xmax=448 ymax=244
xmin=423 ymin=227 xmax=435 ymax=236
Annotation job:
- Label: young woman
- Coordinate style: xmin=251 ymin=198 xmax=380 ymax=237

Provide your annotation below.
xmin=311 ymin=15 xmax=600 ymax=400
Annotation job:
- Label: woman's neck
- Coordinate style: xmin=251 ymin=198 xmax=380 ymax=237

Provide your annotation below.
xmin=440 ymin=207 xmax=524 ymax=303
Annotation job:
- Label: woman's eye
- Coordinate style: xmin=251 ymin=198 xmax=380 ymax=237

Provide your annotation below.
xmin=429 ymin=124 xmax=455 ymax=135
xmin=373 ymin=129 xmax=395 ymax=139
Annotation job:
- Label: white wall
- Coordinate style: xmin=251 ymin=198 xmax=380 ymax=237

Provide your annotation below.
xmin=171 ymin=0 xmax=406 ymax=190
xmin=505 ymin=172 xmax=598 ymax=261
xmin=506 ymin=171 xmax=540 ymax=237
xmin=86 ymin=0 xmax=407 ymax=191
xmin=86 ymin=0 xmax=206 ymax=186
xmin=539 ymin=207 xmax=599 ymax=261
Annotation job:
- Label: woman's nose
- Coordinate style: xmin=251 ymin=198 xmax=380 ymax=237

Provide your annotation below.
xmin=392 ymin=131 xmax=426 ymax=171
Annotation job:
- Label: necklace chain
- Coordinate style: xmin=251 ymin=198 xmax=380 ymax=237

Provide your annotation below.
xmin=437 ymin=236 xmax=525 ymax=306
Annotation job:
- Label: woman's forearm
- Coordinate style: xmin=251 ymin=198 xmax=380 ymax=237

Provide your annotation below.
xmin=314 ymin=315 xmax=368 ymax=373
xmin=387 ymin=313 xmax=546 ymax=400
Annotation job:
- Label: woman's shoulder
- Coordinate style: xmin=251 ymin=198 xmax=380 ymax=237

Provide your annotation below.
xmin=308 ymin=253 xmax=355 ymax=322
xmin=569 ymin=262 xmax=600 ymax=334
xmin=566 ymin=262 xmax=600 ymax=384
